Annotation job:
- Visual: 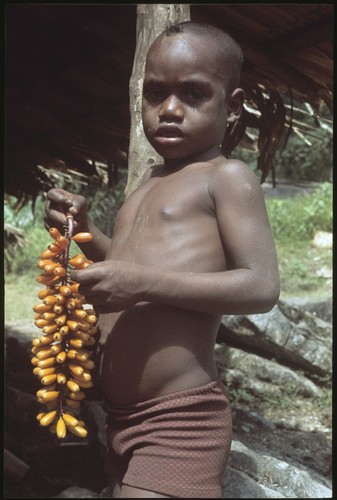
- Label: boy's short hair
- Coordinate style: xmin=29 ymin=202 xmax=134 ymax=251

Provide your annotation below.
xmin=162 ymin=21 xmax=243 ymax=94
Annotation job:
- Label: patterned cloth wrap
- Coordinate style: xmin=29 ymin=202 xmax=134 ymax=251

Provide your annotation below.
xmin=104 ymin=378 xmax=232 ymax=498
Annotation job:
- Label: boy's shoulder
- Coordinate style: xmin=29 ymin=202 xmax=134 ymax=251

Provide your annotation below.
xmin=211 ymin=157 xmax=258 ymax=182
xmin=209 ymin=157 xmax=263 ymax=197
xmin=140 ymin=158 xmax=260 ymax=191
xmin=141 ymin=164 xmax=164 ymax=183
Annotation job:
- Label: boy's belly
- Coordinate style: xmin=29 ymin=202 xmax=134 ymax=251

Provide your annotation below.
xmin=97 ymin=303 xmax=220 ymax=405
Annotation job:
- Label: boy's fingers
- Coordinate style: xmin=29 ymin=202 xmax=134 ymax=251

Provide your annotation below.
xmin=69 ymin=198 xmax=84 ymax=215
xmin=68 ymin=206 xmax=78 ymax=216
xmin=45 ymin=206 xmax=67 ymax=228
xmin=70 ymin=266 xmax=98 ymax=284
xmin=47 ymin=188 xmax=72 ymax=205
xmin=47 ymin=189 xmax=75 ymax=215
xmin=47 ymin=190 xmax=85 ymax=217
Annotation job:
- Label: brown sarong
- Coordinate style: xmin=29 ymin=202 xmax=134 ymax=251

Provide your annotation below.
xmin=104 ymin=378 xmax=232 ymax=498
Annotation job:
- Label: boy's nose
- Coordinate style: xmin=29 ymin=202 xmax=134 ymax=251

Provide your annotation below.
xmin=159 ymin=95 xmax=183 ymax=122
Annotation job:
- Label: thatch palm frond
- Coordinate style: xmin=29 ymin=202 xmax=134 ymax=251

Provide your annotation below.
xmin=4 ymin=223 xmax=26 ymax=250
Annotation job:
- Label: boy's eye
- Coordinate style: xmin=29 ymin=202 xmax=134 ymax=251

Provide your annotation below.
xmin=183 ymin=88 xmax=208 ymax=106
xmin=144 ymin=87 xmax=165 ymax=101
xmin=188 ymin=89 xmax=205 ymax=100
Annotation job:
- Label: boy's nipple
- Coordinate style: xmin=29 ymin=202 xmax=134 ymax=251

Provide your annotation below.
xmin=159 ymin=206 xmax=174 ymax=220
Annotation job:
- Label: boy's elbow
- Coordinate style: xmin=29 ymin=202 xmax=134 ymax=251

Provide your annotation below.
xmin=257 ymin=280 xmax=280 ymax=313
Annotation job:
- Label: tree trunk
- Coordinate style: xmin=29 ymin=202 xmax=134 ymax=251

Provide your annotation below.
xmin=125 ymin=4 xmax=191 ymax=199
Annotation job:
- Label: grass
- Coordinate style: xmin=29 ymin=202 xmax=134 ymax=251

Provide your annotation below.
xmin=264 ymin=182 xmax=332 ymax=300
xmin=5 ymin=270 xmax=42 ymax=323
xmin=276 ymin=240 xmax=332 ymax=299
xmin=228 ymin=380 xmax=332 ymax=411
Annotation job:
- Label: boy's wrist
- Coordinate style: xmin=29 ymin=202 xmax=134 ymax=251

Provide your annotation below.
xmin=138 ymin=266 xmax=167 ymax=304
xmin=130 ymin=263 xmax=157 ymax=304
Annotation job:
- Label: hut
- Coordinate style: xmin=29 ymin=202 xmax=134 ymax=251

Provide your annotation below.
xmin=5 ymin=4 xmax=333 ymax=203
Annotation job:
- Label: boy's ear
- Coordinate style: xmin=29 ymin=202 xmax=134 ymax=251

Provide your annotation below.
xmin=226 ymin=88 xmax=244 ymax=124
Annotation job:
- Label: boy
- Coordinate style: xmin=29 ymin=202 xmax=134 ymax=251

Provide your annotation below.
xmin=45 ymin=22 xmax=279 ymax=498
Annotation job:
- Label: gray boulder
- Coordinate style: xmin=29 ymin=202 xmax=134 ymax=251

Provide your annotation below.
xmin=222 ymin=440 xmax=332 ymax=498
xmin=215 ymin=345 xmax=324 ymax=399
xmin=283 ymin=297 xmax=332 ymax=324
xmin=55 ymin=487 xmax=100 ymax=498
xmin=217 ymin=300 xmax=332 ymax=378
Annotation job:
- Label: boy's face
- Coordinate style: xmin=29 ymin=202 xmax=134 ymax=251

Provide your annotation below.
xmin=142 ymin=33 xmax=232 ymax=162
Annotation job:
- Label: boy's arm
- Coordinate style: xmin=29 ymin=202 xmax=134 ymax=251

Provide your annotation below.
xmin=71 ymin=161 xmax=280 ymax=315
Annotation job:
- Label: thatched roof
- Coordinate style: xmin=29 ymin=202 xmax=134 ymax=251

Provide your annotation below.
xmin=5 ymin=4 xmax=333 ymax=202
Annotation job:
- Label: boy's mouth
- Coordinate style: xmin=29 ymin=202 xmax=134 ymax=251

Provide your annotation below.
xmin=155 ymin=125 xmax=184 ymax=138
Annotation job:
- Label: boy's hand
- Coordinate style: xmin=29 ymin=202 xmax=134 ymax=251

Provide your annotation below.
xmin=44 ymin=188 xmax=88 ymax=234
xmin=70 ymin=260 xmax=144 ymax=313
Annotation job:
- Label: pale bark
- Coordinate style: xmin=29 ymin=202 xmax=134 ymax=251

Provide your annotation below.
xmin=125 ymin=4 xmax=190 ymax=199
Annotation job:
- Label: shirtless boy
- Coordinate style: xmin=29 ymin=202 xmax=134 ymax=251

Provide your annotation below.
xmin=45 ymin=22 xmax=280 ymax=498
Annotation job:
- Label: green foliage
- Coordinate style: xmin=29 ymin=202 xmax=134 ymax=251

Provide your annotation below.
xmin=5 ymin=271 xmax=42 ymax=322
xmin=275 ymin=133 xmax=332 ymax=182
xmin=227 ymin=385 xmax=254 ymax=406
xmin=55 ymin=169 xmax=128 ymax=237
xmin=266 ymin=183 xmax=332 ymax=298
xmin=227 ymin=375 xmax=331 ymax=416
xmin=265 ymin=182 xmax=332 ymax=241
xmin=85 ymin=172 xmax=127 ymax=237
xmin=4 ymin=196 xmax=48 ymax=273
xmin=235 ymin=99 xmax=332 ymax=183
xmin=4 ymin=223 xmax=25 ymax=272
xmin=276 ymin=241 xmax=332 ymax=298
xmin=5 ymin=225 xmax=50 ymax=274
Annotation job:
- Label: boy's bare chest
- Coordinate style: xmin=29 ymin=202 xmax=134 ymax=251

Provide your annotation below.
xmin=119 ymin=173 xmax=212 ymax=231
xmin=107 ymin=171 xmax=216 ymax=259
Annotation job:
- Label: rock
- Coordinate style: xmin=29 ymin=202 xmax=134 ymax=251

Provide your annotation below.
xmin=54 ymin=486 xmax=100 ymax=498
xmin=277 ymin=300 xmax=330 ymax=331
xmin=84 ymin=400 xmax=108 ymax=449
xmin=99 ymin=487 xmax=111 ymax=497
xmin=5 ymin=385 xmax=39 ymax=427
xmin=230 ymin=405 xmax=332 ymax=479
xmin=215 ymin=346 xmax=324 ymax=399
xmin=222 ymin=440 xmax=332 ymax=498
xmin=54 ymin=486 xmax=111 ymax=498
xmin=5 ymin=322 xmax=39 ymax=392
xmin=316 ymin=266 xmax=332 ymax=279
xmin=275 ymin=413 xmax=331 ymax=434
xmin=217 ymin=300 xmax=332 ymax=378
xmin=312 ymin=231 xmax=332 ymax=249
xmin=4 ymin=449 xmax=30 ymax=482
xmin=5 ymin=319 xmax=38 ymax=343
xmin=223 ymin=466 xmax=285 ymax=498
xmin=281 ymin=297 xmax=332 ymax=323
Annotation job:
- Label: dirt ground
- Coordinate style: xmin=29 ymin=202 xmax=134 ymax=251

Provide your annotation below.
xmin=231 ymin=399 xmax=332 ymax=488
